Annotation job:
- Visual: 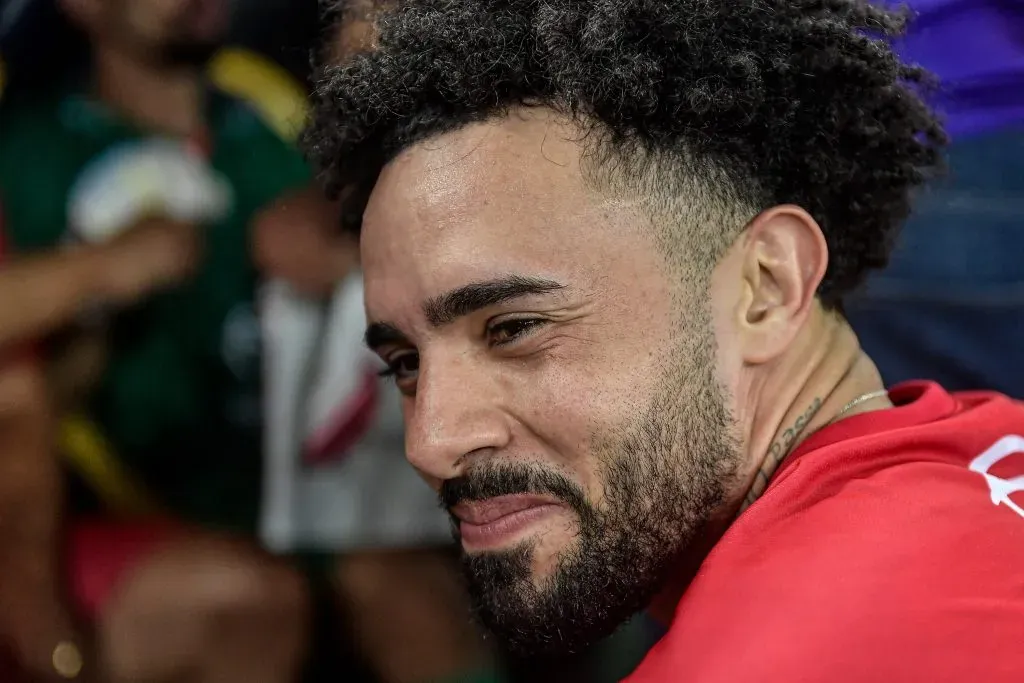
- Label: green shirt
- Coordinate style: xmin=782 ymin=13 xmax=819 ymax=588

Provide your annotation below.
xmin=0 ymin=87 xmax=311 ymax=531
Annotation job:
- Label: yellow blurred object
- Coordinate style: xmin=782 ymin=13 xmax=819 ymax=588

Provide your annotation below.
xmin=207 ymin=47 xmax=309 ymax=142
xmin=1 ymin=48 xmax=310 ymax=142
xmin=58 ymin=414 xmax=161 ymax=516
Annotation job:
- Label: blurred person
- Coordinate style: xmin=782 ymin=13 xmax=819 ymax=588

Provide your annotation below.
xmin=845 ymin=0 xmax=1024 ymax=396
xmin=304 ymin=1 xmax=1024 ymax=682
xmin=256 ymin=5 xmax=507 ymax=683
xmin=0 ymin=0 xmax=354 ymax=680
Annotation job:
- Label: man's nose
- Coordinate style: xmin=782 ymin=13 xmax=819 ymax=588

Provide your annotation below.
xmin=404 ymin=355 xmax=510 ymax=482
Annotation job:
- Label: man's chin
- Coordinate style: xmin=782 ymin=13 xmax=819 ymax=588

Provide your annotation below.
xmin=461 ymin=536 xmax=573 ymax=581
xmin=460 ymin=543 xmax=623 ymax=657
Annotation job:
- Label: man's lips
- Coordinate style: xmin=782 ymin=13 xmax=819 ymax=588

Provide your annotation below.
xmin=451 ymin=494 xmax=559 ymax=525
xmin=451 ymin=495 xmax=563 ymax=549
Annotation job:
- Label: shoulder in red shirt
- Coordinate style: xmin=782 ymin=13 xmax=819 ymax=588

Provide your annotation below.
xmin=628 ymin=381 xmax=1024 ymax=683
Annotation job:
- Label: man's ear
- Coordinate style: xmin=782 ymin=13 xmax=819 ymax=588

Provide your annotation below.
xmin=732 ymin=204 xmax=828 ymax=364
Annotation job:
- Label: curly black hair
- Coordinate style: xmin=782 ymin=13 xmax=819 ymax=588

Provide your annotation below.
xmin=303 ymin=0 xmax=946 ymax=305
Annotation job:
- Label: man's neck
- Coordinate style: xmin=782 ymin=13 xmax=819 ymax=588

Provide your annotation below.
xmin=736 ymin=308 xmax=891 ymax=513
xmin=93 ymin=46 xmax=205 ymax=137
xmin=647 ymin=308 xmax=891 ymax=624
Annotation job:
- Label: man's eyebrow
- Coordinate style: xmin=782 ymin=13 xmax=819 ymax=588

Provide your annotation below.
xmin=422 ymin=275 xmax=566 ymax=328
xmin=364 ymin=322 xmax=409 ymax=351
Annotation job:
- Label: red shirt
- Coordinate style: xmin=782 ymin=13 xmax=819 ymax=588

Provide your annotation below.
xmin=627 ymin=382 xmax=1024 ymax=683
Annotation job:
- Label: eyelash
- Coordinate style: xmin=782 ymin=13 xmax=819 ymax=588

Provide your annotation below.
xmin=377 ymin=358 xmax=412 ymax=381
xmin=377 ymin=318 xmax=546 ymax=382
xmin=487 ymin=317 xmax=546 ymax=347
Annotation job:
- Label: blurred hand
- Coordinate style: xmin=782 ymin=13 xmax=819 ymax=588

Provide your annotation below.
xmin=252 ymin=191 xmax=357 ymax=298
xmin=99 ymin=218 xmax=203 ymax=305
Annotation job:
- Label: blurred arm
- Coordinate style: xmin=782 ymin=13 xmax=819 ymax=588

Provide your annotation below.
xmin=0 ymin=218 xmax=200 ymax=351
xmin=0 ymin=356 xmax=86 ymax=681
xmin=0 ymin=247 xmax=114 ymax=349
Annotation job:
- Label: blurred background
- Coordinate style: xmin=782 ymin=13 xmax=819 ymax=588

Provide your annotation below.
xmin=0 ymin=1 xmax=1018 ymax=682
xmin=0 ymin=1 xmax=658 ymax=682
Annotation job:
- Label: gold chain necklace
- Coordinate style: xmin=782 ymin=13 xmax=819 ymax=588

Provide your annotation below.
xmin=831 ymin=389 xmax=889 ymax=424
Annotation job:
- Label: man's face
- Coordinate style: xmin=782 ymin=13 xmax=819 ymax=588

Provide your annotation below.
xmin=78 ymin=0 xmax=228 ymax=66
xmin=362 ymin=111 xmax=743 ymax=654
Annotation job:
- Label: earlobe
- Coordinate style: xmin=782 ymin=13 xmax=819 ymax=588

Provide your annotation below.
xmin=736 ymin=205 xmax=828 ymax=364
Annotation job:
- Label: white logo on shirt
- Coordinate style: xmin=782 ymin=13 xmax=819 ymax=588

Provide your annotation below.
xmin=969 ymin=435 xmax=1024 ymax=520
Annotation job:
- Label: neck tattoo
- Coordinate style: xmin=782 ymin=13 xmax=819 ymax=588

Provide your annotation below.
xmin=741 ymin=397 xmax=822 ymax=511
xmin=740 ymin=387 xmax=889 ymax=512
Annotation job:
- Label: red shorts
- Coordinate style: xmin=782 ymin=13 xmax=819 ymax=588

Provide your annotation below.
xmin=67 ymin=518 xmax=184 ymax=620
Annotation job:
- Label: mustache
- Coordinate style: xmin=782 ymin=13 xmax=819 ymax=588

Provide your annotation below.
xmin=439 ymin=463 xmax=590 ymax=516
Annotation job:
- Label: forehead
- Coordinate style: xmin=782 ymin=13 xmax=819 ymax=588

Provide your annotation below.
xmin=360 ymin=111 xmax=661 ymax=318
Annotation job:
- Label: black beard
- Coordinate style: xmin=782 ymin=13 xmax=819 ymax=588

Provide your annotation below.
xmin=440 ymin=351 xmax=740 ymax=657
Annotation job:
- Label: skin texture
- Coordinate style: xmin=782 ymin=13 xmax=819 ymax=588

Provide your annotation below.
xmin=360 ymin=110 xmax=894 ymax=654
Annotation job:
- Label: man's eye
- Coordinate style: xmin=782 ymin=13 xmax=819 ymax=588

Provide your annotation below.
xmin=379 ymin=352 xmax=420 ymax=382
xmin=487 ymin=318 xmax=546 ymax=347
